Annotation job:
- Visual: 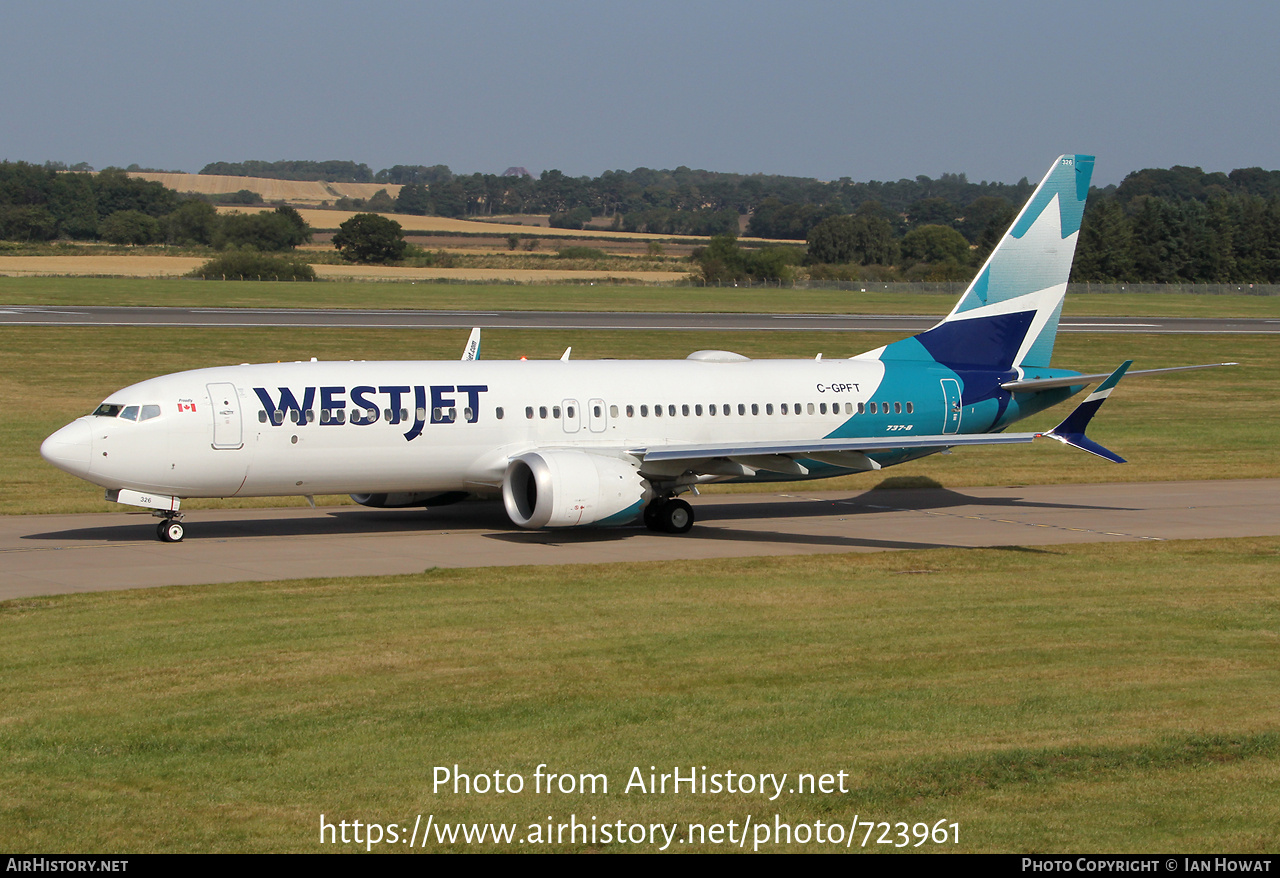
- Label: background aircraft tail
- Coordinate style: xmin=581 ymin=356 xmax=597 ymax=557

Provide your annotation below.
xmin=873 ymin=154 xmax=1094 ymax=373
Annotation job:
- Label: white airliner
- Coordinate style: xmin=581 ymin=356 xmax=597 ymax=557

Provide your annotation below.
xmin=40 ymin=156 xmax=1231 ymax=542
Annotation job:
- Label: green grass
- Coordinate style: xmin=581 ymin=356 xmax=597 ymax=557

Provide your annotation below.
xmin=3 ymin=325 xmax=1271 ymax=515
xmin=3 ymin=276 xmax=1280 ymax=316
xmin=2 ymin=538 xmax=1278 ymax=852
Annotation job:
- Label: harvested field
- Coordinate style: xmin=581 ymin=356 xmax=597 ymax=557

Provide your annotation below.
xmin=0 ymin=256 xmax=205 ymax=277
xmin=314 ymin=264 xmax=690 ymax=282
xmin=0 ymin=255 xmax=687 ymax=282
xmin=129 ymin=172 xmax=401 ymax=204
xmin=215 ymin=206 xmax=717 ymax=240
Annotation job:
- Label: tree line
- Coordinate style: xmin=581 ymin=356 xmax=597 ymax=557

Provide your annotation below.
xmin=6 ymin=157 xmax=1280 ymax=284
xmin=0 ymin=161 xmax=309 ymax=249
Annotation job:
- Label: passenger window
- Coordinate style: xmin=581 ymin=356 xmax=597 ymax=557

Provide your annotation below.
xmin=724 ymin=404 xmax=731 ymax=415
xmin=321 ymin=410 xmax=331 ymax=424
xmin=906 ymin=402 xmax=914 ymax=414
xmin=766 ymin=403 xmax=773 ymax=415
xmin=738 ymin=404 xmax=745 ymax=416
xmin=794 ymin=402 xmax=801 ymax=414
xmin=626 ymin=405 xmax=634 ymax=417
xmin=259 ymin=410 xmax=268 ymax=423
xmin=416 ymin=407 xmax=427 ymax=421
xmin=858 ymin=402 xmax=865 ymax=414
xmin=845 ymin=402 xmax=853 ymax=414
xmin=781 ymin=403 xmax=788 ymax=415
xmin=121 ymin=406 xmax=139 ymax=421
xmin=432 ymin=407 xmax=442 ymax=422
xmin=384 ymin=408 xmax=393 ymax=421
xmin=273 ymin=410 xmax=284 ymax=425
xmin=335 ymin=410 xmax=345 ymax=424
xmin=654 ymin=405 xmax=663 ymax=418
xmin=894 ymin=402 xmax=902 ymax=414
xmin=807 ymin=403 xmax=815 ymax=415
xmin=526 ymin=406 xmax=534 ymax=419
xmin=820 ymin=403 xmax=827 ymax=415
xmin=539 ymin=406 xmax=548 ymax=419
xmin=668 ymin=405 xmax=675 ymax=417
xmin=464 ymin=407 xmax=474 ymax=422
xmin=594 ymin=405 xmax=602 ymax=418
xmin=567 ymin=406 xmax=575 ymax=418
xmin=496 ymin=407 xmax=504 ymax=419
xmin=290 ymin=410 xmax=300 ymax=424
xmin=695 ymin=404 xmax=703 ymax=416
xmin=609 ymin=405 xmax=618 ymax=418
xmin=869 ymin=402 xmax=877 ymax=414
xmin=751 ymin=404 xmax=759 ymax=415
xmin=708 ymin=404 xmax=716 ymax=416
xmin=553 ymin=406 xmax=562 ymax=418
xmin=640 ymin=405 xmax=648 ymax=417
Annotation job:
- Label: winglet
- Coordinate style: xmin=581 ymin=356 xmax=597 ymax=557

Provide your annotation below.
xmin=461 ymin=328 xmax=481 ymax=361
xmin=1041 ymin=360 xmax=1132 ymax=462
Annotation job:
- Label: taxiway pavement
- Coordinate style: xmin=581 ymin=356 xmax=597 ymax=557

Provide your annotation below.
xmin=2 ymin=479 xmax=1276 ymax=600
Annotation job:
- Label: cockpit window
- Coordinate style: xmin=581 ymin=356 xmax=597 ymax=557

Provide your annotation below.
xmin=92 ymin=404 xmax=123 ymax=417
xmin=139 ymin=405 xmax=161 ymax=421
xmin=120 ymin=406 xmax=140 ymax=421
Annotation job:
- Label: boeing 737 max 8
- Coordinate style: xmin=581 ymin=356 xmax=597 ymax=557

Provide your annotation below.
xmin=40 ymin=156 xmax=1232 ymax=542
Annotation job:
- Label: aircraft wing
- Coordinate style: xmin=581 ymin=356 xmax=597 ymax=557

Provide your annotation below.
xmin=632 ymin=432 xmax=1036 ymax=463
xmin=633 ymin=359 xmax=1140 ymax=474
xmin=1002 ymin=362 xmax=1236 ymax=392
xmin=628 ymin=432 xmax=1037 ymax=477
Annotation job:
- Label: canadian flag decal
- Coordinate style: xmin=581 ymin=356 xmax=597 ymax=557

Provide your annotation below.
xmin=178 ymin=402 xmax=197 ymax=412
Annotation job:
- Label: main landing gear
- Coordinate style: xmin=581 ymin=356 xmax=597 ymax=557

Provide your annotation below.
xmin=153 ymin=512 xmax=185 ymax=542
xmin=643 ymin=498 xmax=694 ymax=534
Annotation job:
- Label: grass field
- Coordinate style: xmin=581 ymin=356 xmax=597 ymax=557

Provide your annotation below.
xmin=2 ymin=539 xmax=1277 ymax=852
xmin=3 ymin=325 xmax=1272 ymax=515
xmin=4 ymin=276 xmax=1280 ymax=317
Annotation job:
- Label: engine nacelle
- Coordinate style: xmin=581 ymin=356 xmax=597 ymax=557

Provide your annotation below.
xmin=502 ymin=451 xmax=650 ymax=528
xmin=349 ymin=491 xmax=469 ymax=508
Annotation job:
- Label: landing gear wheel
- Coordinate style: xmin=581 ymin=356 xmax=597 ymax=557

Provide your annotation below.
xmin=659 ymin=498 xmax=694 ymax=534
xmin=157 ymin=520 xmax=184 ymax=542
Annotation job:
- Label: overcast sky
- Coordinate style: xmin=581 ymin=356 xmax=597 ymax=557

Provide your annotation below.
xmin=2 ymin=0 xmax=1276 ymax=186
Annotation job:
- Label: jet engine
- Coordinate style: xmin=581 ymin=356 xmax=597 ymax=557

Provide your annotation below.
xmin=502 ymin=451 xmax=650 ymax=528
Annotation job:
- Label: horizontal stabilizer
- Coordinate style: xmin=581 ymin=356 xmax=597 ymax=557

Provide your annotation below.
xmin=1041 ymin=360 xmax=1132 ymax=463
xmin=1003 ymin=362 xmax=1237 ymax=392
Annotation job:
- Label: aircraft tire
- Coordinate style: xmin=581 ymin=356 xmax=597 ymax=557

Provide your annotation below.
xmin=660 ymin=499 xmax=694 ymax=534
xmin=157 ymin=520 xmax=184 ymax=542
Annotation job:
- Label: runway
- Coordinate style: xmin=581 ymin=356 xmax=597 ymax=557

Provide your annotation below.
xmin=1 ymin=305 xmax=1277 ymax=334
xmin=3 ymin=479 xmax=1277 ymax=600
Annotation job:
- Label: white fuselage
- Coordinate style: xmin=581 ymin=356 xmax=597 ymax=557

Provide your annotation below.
xmin=42 ymin=353 xmax=966 ymax=501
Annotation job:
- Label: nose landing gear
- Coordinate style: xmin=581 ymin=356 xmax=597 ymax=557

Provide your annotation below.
xmin=152 ymin=511 xmax=185 ymax=542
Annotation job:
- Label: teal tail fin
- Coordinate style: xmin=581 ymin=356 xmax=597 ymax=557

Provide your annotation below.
xmin=873 ymin=155 xmax=1094 ymax=373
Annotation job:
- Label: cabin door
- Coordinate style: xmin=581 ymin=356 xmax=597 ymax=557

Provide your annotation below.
xmin=207 ymin=382 xmax=244 ymax=449
xmin=940 ymin=379 xmax=962 ymax=434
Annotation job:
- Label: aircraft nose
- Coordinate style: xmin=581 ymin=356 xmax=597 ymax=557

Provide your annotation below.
xmin=41 ymin=419 xmax=93 ymax=477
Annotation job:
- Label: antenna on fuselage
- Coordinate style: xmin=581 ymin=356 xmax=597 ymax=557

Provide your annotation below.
xmin=561 ymin=347 xmax=572 ymax=361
